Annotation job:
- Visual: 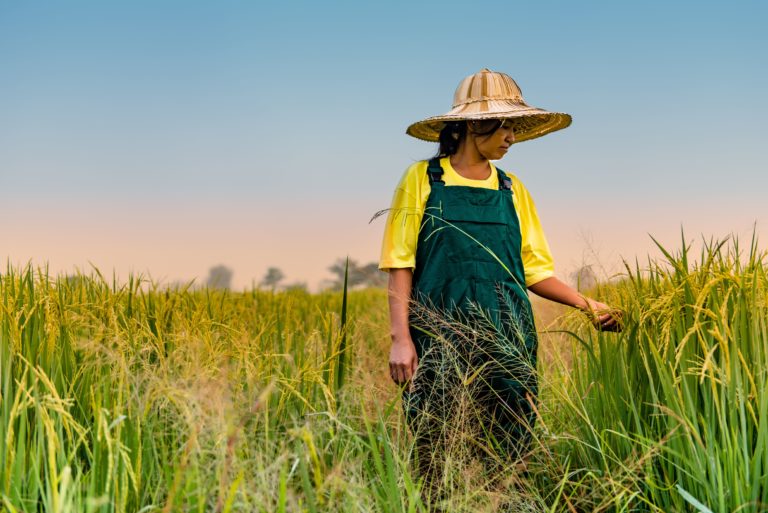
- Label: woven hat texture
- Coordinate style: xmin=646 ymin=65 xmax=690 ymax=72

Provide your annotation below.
xmin=406 ymin=68 xmax=572 ymax=143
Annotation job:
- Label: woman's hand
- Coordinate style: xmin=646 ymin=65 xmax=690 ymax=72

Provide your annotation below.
xmin=581 ymin=298 xmax=623 ymax=332
xmin=527 ymin=277 xmax=623 ymax=332
xmin=387 ymin=268 xmax=417 ymax=387
xmin=389 ymin=333 xmax=418 ymax=387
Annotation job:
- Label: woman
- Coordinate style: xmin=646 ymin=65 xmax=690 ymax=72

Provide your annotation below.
xmin=379 ymin=69 xmax=621 ymax=485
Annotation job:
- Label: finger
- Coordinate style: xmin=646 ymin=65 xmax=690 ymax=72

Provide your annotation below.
xmin=595 ymin=316 xmax=613 ymax=331
xmin=600 ymin=313 xmax=615 ymax=324
xmin=603 ymin=316 xmax=621 ymax=331
xmin=389 ymin=363 xmax=397 ymax=383
xmin=396 ymin=365 xmax=407 ymax=385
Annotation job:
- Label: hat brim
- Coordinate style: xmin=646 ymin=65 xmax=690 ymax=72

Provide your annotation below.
xmin=406 ymin=102 xmax=572 ymax=143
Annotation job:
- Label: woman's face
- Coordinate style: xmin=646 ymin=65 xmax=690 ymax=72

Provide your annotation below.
xmin=466 ymin=119 xmax=516 ymax=160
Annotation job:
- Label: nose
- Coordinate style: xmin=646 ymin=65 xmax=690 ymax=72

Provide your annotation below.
xmin=506 ymin=129 xmax=516 ymax=144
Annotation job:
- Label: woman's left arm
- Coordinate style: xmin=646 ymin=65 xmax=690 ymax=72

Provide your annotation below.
xmin=528 ymin=276 xmax=622 ymax=331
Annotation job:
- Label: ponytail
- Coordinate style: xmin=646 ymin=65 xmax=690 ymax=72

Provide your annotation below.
xmin=435 ymin=122 xmax=466 ymax=158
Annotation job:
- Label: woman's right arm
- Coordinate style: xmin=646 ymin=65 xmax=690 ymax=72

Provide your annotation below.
xmin=387 ymin=268 xmax=418 ymax=385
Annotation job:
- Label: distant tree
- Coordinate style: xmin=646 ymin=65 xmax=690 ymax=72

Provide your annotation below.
xmin=570 ymin=265 xmax=598 ymax=292
xmin=206 ymin=264 xmax=233 ymax=290
xmin=165 ymin=279 xmax=195 ymax=292
xmin=284 ymin=281 xmax=308 ymax=292
xmin=60 ymin=274 xmax=87 ymax=288
xmin=327 ymin=259 xmax=387 ymax=289
xmin=328 ymin=258 xmax=363 ymax=290
xmin=359 ymin=262 xmax=387 ymax=288
xmin=260 ymin=267 xmax=285 ymax=290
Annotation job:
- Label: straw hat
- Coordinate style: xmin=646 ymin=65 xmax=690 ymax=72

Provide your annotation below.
xmin=406 ymin=68 xmax=572 ymax=143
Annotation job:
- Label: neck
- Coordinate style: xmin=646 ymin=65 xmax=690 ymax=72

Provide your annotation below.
xmin=450 ymin=143 xmax=491 ymax=180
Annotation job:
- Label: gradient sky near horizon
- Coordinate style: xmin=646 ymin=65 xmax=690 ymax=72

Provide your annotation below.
xmin=1 ymin=0 xmax=766 ymax=290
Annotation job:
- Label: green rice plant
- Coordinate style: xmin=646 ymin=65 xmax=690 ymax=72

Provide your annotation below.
xmin=537 ymin=233 xmax=768 ymax=512
xmin=0 ymin=262 xmax=426 ymax=512
xmin=12 ymin=230 xmax=765 ymax=512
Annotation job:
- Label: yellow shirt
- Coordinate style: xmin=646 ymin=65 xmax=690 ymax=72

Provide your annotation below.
xmin=378 ymin=157 xmax=555 ymax=287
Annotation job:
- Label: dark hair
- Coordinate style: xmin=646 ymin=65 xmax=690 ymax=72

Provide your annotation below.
xmin=435 ymin=122 xmax=467 ymax=158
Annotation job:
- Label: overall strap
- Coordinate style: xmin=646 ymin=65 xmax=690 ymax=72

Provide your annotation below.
xmin=496 ymin=168 xmax=513 ymax=192
xmin=426 ymin=158 xmax=444 ymax=185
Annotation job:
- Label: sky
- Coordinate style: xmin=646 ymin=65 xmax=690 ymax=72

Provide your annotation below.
xmin=1 ymin=0 xmax=766 ymax=290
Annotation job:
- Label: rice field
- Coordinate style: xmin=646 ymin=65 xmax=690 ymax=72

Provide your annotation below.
xmin=1 ymin=236 xmax=767 ymax=512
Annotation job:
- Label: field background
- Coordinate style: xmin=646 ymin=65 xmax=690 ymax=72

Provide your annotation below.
xmin=2 ymin=237 xmax=767 ymax=512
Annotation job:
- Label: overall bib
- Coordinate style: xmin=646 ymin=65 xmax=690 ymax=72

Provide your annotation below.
xmin=403 ymin=158 xmax=539 ymax=474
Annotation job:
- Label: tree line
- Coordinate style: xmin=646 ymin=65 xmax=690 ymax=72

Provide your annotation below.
xmin=206 ymin=262 xmax=599 ymax=292
xmin=205 ymin=259 xmax=387 ymax=291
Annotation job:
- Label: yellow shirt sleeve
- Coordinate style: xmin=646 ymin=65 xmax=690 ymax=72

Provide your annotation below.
xmin=378 ymin=161 xmax=429 ymax=270
xmin=379 ymin=159 xmax=555 ymax=287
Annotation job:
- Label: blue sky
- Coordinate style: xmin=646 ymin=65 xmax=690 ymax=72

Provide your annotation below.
xmin=1 ymin=0 xmax=766 ymax=288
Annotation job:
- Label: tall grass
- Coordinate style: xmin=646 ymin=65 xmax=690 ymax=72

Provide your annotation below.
xmin=0 ymin=265 xmax=422 ymax=512
xmin=1 ymin=234 xmax=766 ymax=512
xmin=535 ymin=235 xmax=768 ymax=512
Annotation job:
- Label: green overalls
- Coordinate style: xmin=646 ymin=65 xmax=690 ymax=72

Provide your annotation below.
xmin=403 ymin=158 xmax=538 ymax=473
